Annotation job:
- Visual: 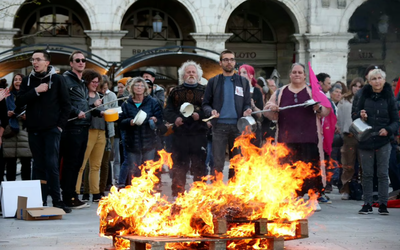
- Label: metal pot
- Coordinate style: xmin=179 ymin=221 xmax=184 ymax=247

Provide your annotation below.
xmin=237 ymin=116 xmax=257 ymax=133
xmin=349 ymin=118 xmax=373 ymax=141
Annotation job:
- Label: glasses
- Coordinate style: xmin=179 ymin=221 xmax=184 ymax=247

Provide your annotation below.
xmin=74 ymin=58 xmax=86 ymax=63
xmin=91 ymin=81 xmax=99 ymax=84
xmin=30 ymin=58 xmax=47 ymax=63
xmin=134 ymin=84 xmax=145 ymax=88
xmin=294 ymin=93 xmax=298 ymax=103
xmin=221 ymin=58 xmax=236 ymax=63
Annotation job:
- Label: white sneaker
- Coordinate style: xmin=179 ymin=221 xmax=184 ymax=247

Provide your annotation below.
xmin=341 ymin=193 xmax=350 ymax=200
xmin=310 ymin=200 xmax=321 ymax=212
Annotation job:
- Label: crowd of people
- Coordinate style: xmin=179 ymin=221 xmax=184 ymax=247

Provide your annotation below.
xmin=0 ymin=49 xmax=399 ymax=216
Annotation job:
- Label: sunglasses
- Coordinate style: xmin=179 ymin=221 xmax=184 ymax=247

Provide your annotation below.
xmin=74 ymin=58 xmax=86 ymax=63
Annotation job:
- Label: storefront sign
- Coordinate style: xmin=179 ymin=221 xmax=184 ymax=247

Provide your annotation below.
xmin=235 ymin=52 xmax=257 ymax=59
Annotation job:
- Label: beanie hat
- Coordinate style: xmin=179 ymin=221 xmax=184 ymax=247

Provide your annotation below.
xmin=118 ymin=77 xmax=131 ymax=86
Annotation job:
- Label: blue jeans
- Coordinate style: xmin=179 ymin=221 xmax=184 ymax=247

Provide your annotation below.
xmin=118 ymin=148 xmax=156 ymax=187
xmin=359 ymin=143 xmax=391 ymax=205
xmin=206 ymin=139 xmax=214 ymax=174
xmin=29 ymin=127 xmax=62 ymax=204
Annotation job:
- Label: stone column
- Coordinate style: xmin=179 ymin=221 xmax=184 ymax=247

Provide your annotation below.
xmin=0 ymin=28 xmax=19 ymax=59
xmin=190 ymin=33 xmax=233 ymax=61
xmin=85 ymin=30 xmax=128 ymax=62
xmin=304 ymin=33 xmax=354 ymax=82
xmin=291 ymin=34 xmax=308 ymax=64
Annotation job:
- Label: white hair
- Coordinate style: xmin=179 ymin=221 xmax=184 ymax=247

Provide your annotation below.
xmin=178 ymin=60 xmax=203 ymax=85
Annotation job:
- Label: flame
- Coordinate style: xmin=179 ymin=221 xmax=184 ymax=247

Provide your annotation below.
xmin=98 ymin=133 xmax=317 ymax=249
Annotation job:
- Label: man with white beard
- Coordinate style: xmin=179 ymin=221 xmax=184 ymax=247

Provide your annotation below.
xmin=164 ymin=61 xmax=208 ymax=198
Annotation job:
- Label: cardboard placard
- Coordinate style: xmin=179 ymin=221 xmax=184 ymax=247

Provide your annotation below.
xmin=17 ymin=196 xmax=65 ymax=220
xmin=0 ymin=180 xmax=43 ymax=218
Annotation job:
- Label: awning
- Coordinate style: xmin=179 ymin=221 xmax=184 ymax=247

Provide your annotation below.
xmin=0 ymin=44 xmax=110 ymax=78
xmin=116 ymin=46 xmax=222 ymax=80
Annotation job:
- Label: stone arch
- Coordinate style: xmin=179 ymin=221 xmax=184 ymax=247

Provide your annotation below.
xmin=2 ymin=0 xmax=95 ymax=30
xmin=74 ymin=0 xmax=97 ymax=30
xmin=218 ymin=0 xmax=306 ymax=34
xmin=338 ymin=0 xmax=367 ymax=33
xmin=112 ymin=0 xmax=202 ymax=32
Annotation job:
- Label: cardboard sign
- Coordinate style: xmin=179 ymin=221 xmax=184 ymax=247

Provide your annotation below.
xmin=0 ymin=180 xmax=43 ymax=218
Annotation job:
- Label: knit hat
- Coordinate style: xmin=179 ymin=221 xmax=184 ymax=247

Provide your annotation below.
xmin=118 ymin=77 xmax=131 ymax=86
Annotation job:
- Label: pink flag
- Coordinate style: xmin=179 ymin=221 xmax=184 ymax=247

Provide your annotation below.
xmin=308 ymin=62 xmax=337 ymax=156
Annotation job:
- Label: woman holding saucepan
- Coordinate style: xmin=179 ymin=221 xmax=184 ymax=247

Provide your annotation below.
xmin=264 ymin=63 xmax=330 ymax=211
xmin=117 ymin=77 xmax=162 ymax=187
xmin=239 ymin=64 xmax=263 ymax=146
xmin=354 ymin=69 xmax=399 ymax=215
xmin=75 ymin=69 xmax=105 ymax=202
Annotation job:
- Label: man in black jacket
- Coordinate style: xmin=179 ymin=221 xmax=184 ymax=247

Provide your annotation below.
xmin=202 ymin=50 xmax=252 ymax=179
xmin=59 ymin=51 xmax=92 ymax=209
xmin=164 ymin=61 xmax=208 ymax=197
xmin=15 ymin=50 xmax=71 ymax=213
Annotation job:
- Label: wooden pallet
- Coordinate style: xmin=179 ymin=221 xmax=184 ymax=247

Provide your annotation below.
xmin=110 ymin=219 xmax=308 ymax=250
xmin=119 ymin=235 xmax=284 ymax=250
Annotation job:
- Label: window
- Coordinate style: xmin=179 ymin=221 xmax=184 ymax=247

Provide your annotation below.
xmin=122 ymin=9 xmax=181 ymax=40
xmin=226 ymin=12 xmax=275 ymax=43
xmin=24 ymin=6 xmax=85 ymax=37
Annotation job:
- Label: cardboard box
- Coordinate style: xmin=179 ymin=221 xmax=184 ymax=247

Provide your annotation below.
xmin=17 ymin=196 xmax=65 ymax=220
xmin=1 ymin=180 xmax=43 ymax=218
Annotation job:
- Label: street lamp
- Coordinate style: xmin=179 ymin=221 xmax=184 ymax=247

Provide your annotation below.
xmin=152 ymin=12 xmax=163 ymax=33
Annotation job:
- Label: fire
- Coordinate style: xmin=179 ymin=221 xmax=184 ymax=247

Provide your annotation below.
xmin=98 ymin=132 xmax=317 ymax=249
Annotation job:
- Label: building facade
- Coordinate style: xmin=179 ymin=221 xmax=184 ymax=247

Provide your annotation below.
xmin=0 ymin=0 xmax=399 ymax=85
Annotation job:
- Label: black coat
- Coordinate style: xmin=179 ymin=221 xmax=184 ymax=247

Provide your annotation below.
xmin=202 ymin=73 xmax=251 ymax=126
xmin=15 ymin=67 xmax=71 ymax=132
xmin=120 ymin=96 xmax=162 ymax=152
xmin=63 ymin=70 xmax=92 ymax=127
xmin=353 ymin=83 xmax=399 ymax=150
xmin=164 ymin=84 xmax=208 ymax=135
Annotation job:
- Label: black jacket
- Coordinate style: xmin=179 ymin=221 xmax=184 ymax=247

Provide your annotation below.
xmin=164 ymin=83 xmax=208 ymax=135
xmin=63 ymin=70 xmax=93 ymax=127
xmin=353 ymin=83 xmax=399 ymax=150
xmin=202 ymin=73 xmax=251 ymax=126
xmin=120 ymin=96 xmax=162 ymax=152
xmin=15 ymin=66 xmax=71 ymax=132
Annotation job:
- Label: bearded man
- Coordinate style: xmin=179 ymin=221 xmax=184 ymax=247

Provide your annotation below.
xmin=164 ymin=61 xmax=208 ymax=198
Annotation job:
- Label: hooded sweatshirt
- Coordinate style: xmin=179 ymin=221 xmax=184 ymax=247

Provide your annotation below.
xmin=15 ymin=65 xmax=71 ymax=132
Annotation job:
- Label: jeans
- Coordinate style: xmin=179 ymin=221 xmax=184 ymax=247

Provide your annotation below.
xmin=171 ymin=134 xmax=207 ymax=197
xmin=205 ymin=139 xmax=214 ymax=174
xmin=60 ymin=126 xmax=89 ymax=200
xmin=212 ymin=123 xmax=241 ymax=178
xmin=359 ymin=143 xmax=391 ymax=205
xmin=76 ymin=129 xmax=106 ymax=195
xmin=100 ymin=137 xmax=114 ymax=193
xmin=113 ymin=137 xmax=120 ymax=181
xmin=28 ymin=127 xmax=62 ymax=204
xmin=118 ymin=148 xmax=156 ymax=187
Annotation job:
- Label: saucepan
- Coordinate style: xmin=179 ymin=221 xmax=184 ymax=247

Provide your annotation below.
xmin=180 ymin=102 xmax=194 ymax=117
xmin=132 ymin=110 xmax=147 ymax=125
xmin=349 ymin=118 xmax=374 ymax=142
xmin=237 ymin=99 xmax=320 ymax=132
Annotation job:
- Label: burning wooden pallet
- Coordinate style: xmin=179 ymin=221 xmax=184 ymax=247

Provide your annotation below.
xmin=105 ymin=219 xmax=308 ymax=250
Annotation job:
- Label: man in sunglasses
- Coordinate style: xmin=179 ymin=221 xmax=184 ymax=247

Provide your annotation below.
xmin=15 ymin=50 xmax=71 ymax=213
xmin=59 ymin=50 xmax=97 ymax=209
